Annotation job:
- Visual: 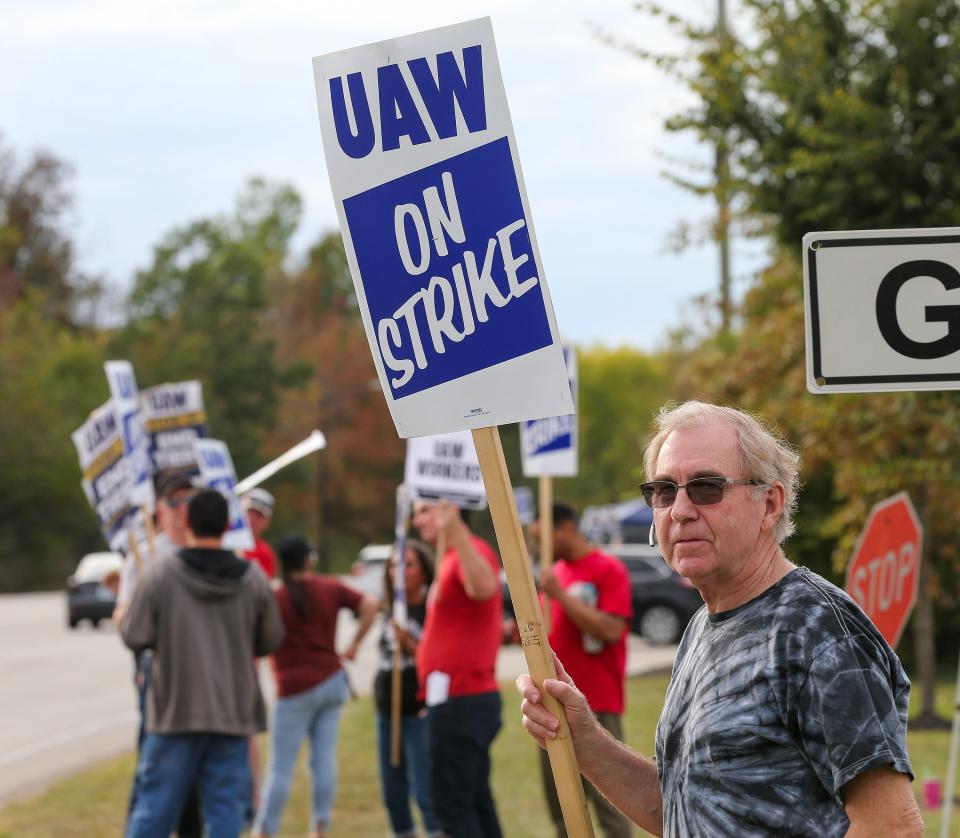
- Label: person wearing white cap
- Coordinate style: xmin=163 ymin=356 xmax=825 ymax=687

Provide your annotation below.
xmin=242 ymin=488 xmax=278 ymax=580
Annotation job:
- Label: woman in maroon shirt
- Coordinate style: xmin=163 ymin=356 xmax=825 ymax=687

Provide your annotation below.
xmin=252 ymin=536 xmax=378 ymax=838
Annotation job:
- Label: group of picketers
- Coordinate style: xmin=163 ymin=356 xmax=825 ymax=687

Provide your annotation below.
xmin=112 ymin=398 xmax=923 ymax=838
xmin=110 ymin=461 xmax=637 ymax=838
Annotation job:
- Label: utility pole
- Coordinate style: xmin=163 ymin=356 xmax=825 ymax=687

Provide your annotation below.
xmin=717 ymin=0 xmax=732 ymax=335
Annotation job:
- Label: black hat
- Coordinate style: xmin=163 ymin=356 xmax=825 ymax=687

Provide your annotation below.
xmin=276 ymin=534 xmax=315 ymax=565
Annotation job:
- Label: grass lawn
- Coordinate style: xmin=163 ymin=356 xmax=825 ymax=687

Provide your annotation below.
xmin=1 ymin=673 xmax=957 ymax=836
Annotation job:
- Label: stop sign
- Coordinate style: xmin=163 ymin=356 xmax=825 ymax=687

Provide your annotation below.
xmin=845 ymin=492 xmax=923 ymax=648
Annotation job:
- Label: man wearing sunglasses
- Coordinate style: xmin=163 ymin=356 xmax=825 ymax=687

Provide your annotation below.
xmin=517 ymin=401 xmax=921 ymax=837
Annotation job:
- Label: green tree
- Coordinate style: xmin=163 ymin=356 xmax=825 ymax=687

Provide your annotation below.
xmin=0 ymin=133 xmax=102 ymax=324
xmin=559 ymin=345 xmax=671 ymax=510
xmin=639 ymin=0 xmax=960 ymax=723
xmin=113 ymin=178 xmax=308 ymax=476
xmin=0 ymin=299 xmax=108 ymax=590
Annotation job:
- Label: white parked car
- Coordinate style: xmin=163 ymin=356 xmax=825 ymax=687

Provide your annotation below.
xmin=66 ymin=551 xmax=124 ymax=628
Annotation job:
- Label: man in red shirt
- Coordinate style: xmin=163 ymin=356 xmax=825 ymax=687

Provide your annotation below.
xmin=242 ymin=488 xmax=278 ymax=580
xmin=532 ymin=502 xmax=633 ymax=838
xmin=414 ymin=500 xmax=503 ymax=838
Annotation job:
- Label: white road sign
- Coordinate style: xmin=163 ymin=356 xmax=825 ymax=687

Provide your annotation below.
xmin=803 ymin=227 xmax=960 ymax=393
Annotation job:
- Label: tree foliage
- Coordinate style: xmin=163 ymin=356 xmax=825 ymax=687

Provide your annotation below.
xmin=657 ymin=0 xmax=960 ymax=250
xmin=0 ymin=133 xmax=101 ymax=324
xmin=638 ymin=0 xmax=960 ymax=717
xmin=112 ymin=178 xmax=308 ymax=475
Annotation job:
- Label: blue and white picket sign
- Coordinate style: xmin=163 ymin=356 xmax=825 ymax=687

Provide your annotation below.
xmin=104 ymin=361 xmax=155 ymax=511
xmin=520 ymin=343 xmax=578 ymax=477
xmin=404 ymin=430 xmax=486 ymax=509
xmin=140 ymin=380 xmax=208 ymax=485
xmin=312 ymin=18 xmax=572 ymax=438
xmin=193 ymin=439 xmax=255 ymax=552
xmin=72 ymin=399 xmax=149 ymax=555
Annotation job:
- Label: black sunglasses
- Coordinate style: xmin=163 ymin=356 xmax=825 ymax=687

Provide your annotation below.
xmin=639 ymin=477 xmax=767 ymax=508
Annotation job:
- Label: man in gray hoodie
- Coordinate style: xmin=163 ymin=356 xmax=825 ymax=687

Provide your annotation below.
xmin=122 ymin=488 xmax=285 ymax=838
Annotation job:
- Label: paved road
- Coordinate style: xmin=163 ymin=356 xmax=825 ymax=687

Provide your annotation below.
xmin=0 ymin=591 xmax=676 ymax=807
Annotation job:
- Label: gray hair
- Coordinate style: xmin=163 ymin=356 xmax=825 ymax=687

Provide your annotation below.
xmin=643 ymin=401 xmax=801 ymax=544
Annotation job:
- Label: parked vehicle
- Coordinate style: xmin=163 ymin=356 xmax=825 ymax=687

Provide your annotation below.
xmin=66 ymin=551 xmax=124 ymax=628
xmin=502 ymin=543 xmax=702 ymax=646
xmin=608 ymin=544 xmax=704 ymax=645
xmin=346 ymin=543 xmax=392 ymax=601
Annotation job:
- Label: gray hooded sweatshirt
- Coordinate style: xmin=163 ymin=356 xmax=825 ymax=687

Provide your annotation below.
xmin=121 ymin=548 xmax=285 ymax=736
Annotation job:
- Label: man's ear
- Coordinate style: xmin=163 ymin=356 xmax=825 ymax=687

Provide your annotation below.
xmin=761 ymin=483 xmax=785 ymax=532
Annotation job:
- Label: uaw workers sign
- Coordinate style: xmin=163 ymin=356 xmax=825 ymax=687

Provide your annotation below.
xmin=72 ymin=399 xmax=148 ymax=555
xmin=140 ymin=380 xmax=208 ymax=483
xmin=194 ymin=439 xmax=255 ymax=552
xmin=404 ymin=430 xmax=486 ymax=509
xmin=312 ymin=18 xmax=572 ymax=438
xmin=520 ymin=343 xmax=577 ymax=477
xmin=804 ymin=227 xmax=960 ymax=393
xmin=105 ymin=360 xmax=155 ymax=510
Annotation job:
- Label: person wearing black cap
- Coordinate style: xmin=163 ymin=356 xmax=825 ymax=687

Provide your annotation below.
xmin=252 ymin=535 xmax=379 ymax=838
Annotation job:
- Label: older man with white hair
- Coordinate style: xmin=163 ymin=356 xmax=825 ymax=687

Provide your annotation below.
xmin=517 ymin=401 xmax=922 ymax=837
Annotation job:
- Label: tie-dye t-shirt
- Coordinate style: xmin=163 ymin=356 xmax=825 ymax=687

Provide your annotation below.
xmin=655 ymin=567 xmax=912 ymax=837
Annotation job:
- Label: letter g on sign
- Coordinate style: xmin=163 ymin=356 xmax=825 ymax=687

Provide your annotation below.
xmin=875 ymin=259 xmax=960 ymax=359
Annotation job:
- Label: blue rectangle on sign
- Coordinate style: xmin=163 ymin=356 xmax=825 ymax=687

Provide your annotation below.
xmin=522 ymin=415 xmax=574 ymax=456
xmin=344 ymin=137 xmax=553 ymax=399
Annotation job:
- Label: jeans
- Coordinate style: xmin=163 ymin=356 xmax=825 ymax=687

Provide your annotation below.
xmin=539 ymin=712 xmax=632 ymax=838
xmin=427 ymin=691 xmax=503 ymax=838
xmin=254 ymin=669 xmax=349 ymax=835
xmin=126 ymin=732 xmax=249 ymax=838
xmin=125 ymin=652 xmax=203 ymax=838
xmin=377 ymin=711 xmax=439 ymax=837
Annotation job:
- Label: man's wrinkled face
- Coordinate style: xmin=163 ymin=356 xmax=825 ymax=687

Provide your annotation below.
xmin=653 ymin=421 xmax=769 ymax=587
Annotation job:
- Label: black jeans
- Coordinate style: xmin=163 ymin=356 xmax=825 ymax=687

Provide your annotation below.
xmin=427 ymin=691 xmax=503 ymax=838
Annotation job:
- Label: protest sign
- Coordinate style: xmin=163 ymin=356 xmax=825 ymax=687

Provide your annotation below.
xmin=104 ymin=361 xmax=155 ymax=511
xmin=72 ymin=399 xmax=150 ymax=555
xmin=520 ymin=343 xmax=578 ymax=477
xmin=140 ymin=380 xmax=208 ymax=485
xmin=312 ymin=17 xmax=572 ymax=438
xmin=194 ymin=439 xmax=255 ymax=552
xmin=404 ymin=431 xmax=486 ymax=509
xmin=313 ymin=20 xmax=590 ymax=833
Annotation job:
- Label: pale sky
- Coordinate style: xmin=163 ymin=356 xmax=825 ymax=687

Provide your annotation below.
xmin=1 ymin=0 xmax=767 ymax=349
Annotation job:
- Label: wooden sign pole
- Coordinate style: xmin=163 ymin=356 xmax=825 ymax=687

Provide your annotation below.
xmin=127 ymin=527 xmax=143 ymax=572
xmin=472 ymin=427 xmax=594 ymax=838
xmin=539 ymin=475 xmax=554 ymax=634
xmin=141 ymin=505 xmax=157 ymax=563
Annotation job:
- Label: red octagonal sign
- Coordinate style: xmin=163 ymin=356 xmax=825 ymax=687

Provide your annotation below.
xmin=845 ymin=492 xmax=923 ymax=649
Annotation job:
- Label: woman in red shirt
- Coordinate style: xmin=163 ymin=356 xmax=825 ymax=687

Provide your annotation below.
xmin=252 ymin=536 xmax=378 ymax=838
